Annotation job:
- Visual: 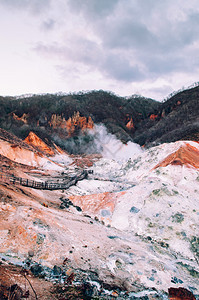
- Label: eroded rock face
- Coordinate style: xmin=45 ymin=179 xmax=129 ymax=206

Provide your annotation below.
xmin=70 ymin=154 xmax=102 ymax=168
xmin=68 ymin=191 xmax=126 ymax=223
xmin=0 ymin=138 xmax=43 ymax=167
xmin=24 ymin=131 xmax=55 ymax=156
xmin=154 ymin=143 xmax=199 ymax=169
xmin=126 ymin=117 xmax=135 ymax=130
xmin=49 ymin=112 xmax=94 ymax=137
xmin=12 ymin=112 xmax=29 ymax=124
xmin=150 ymin=114 xmax=158 ymax=120
xmin=0 ymin=132 xmax=66 ymax=169
xmin=168 ymin=287 xmax=196 ymax=300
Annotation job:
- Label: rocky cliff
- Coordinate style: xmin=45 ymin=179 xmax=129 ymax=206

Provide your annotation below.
xmin=24 ymin=131 xmax=55 ymax=156
xmin=49 ymin=111 xmax=94 ymax=137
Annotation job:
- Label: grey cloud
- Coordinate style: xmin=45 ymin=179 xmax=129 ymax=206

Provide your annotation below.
xmin=103 ymin=19 xmax=156 ymax=50
xmin=144 ymin=55 xmax=184 ymax=75
xmin=139 ymin=12 xmax=199 ymax=75
xmin=41 ymin=19 xmax=56 ymax=31
xmin=34 ymin=0 xmax=199 ymax=85
xmin=35 ymin=38 xmax=144 ymax=83
xmin=34 ymin=39 xmax=101 ymax=67
xmin=35 ymin=38 xmax=101 ymax=66
xmin=0 ymin=0 xmax=51 ymax=14
xmin=67 ymin=0 xmax=119 ymax=19
xmin=100 ymin=7 xmax=199 ymax=56
xmin=67 ymin=38 xmax=102 ymax=66
xmin=89 ymin=3 xmax=199 ymax=53
xmin=156 ymin=15 xmax=199 ymax=54
xmin=101 ymin=5 xmax=199 ymax=78
xmin=149 ymin=85 xmax=173 ymax=95
xmin=102 ymin=54 xmax=144 ymax=82
xmin=142 ymin=46 xmax=199 ymax=78
xmin=34 ymin=43 xmax=63 ymax=58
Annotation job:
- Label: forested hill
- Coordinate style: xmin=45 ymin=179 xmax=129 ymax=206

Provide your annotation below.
xmin=133 ymin=85 xmax=199 ymax=146
xmin=0 ymin=90 xmax=159 ymax=149
xmin=0 ymin=87 xmax=198 ymax=152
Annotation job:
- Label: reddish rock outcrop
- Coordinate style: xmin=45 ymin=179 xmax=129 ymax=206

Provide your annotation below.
xmin=70 ymin=154 xmax=102 ymax=168
xmin=49 ymin=112 xmax=94 ymax=136
xmin=168 ymin=287 xmax=196 ymax=300
xmin=0 ymin=128 xmax=33 ymax=151
xmin=12 ymin=112 xmax=29 ymax=124
xmin=154 ymin=143 xmax=199 ymax=169
xmin=53 ymin=142 xmax=66 ymax=155
xmin=24 ymin=131 xmax=55 ymax=156
xmin=69 ymin=191 xmax=126 ymax=218
xmin=126 ymin=117 xmax=134 ymax=130
xmin=150 ymin=114 xmax=158 ymax=120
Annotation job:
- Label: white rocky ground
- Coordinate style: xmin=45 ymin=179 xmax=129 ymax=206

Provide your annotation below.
xmin=66 ymin=141 xmax=199 ymax=296
xmin=0 ymin=140 xmax=199 ymax=299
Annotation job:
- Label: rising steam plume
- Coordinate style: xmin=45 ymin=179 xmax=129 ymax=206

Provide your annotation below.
xmin=52 ymin=124 xmax=142 ymax=161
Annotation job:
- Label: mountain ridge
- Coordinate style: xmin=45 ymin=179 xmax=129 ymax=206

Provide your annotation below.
xmin=0 ymin=85 xmax=198 ymax=153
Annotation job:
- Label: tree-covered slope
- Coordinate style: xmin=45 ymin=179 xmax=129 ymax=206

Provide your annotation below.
xmin=0 ymin=86 xmax=198 ymax=152
xmin=133 ymin=86 xmax=199 ymax=146
xmin=0 ymin=91 xmax=159 ymax=148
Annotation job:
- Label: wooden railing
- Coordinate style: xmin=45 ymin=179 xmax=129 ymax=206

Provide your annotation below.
xmin=0 ymin=170 xmax=88 ymax=190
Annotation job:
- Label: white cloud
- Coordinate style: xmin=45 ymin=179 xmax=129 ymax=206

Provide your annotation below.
xmin=0 ymin=0 xmax=199 ymax=100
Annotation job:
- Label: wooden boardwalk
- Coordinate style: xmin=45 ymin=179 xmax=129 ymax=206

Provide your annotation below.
xmin=0 ymin=170 xmax=88 ymax=190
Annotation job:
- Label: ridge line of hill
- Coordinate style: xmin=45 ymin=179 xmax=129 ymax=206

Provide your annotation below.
xmin=0 ymin=86 xmax=198 ymax=153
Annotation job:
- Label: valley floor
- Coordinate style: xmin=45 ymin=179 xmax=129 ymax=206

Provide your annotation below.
xmin=0 ymin=140 xmax=199 ymax=299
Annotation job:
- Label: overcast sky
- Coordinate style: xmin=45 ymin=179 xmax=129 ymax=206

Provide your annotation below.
xmin=0 ymin=0 xmax=199 ymax=101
